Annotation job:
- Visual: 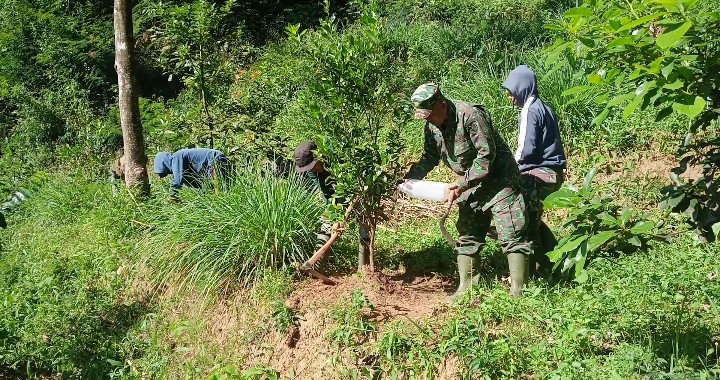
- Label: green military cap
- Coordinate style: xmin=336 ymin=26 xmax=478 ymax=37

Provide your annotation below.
xmin=411 ymin=82 xmax=443 ymax=119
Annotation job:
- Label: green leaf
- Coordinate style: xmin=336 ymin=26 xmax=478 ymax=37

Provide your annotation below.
xmin=630 ymin=221 xmax=655 ymax=234
xmin=607 ymin=92 xmax=634 ymax=107
xmin=661 ymin=62 xmax=675 ymax=78
xmin=574 ymin=241 xmax=588 ymax=278
xmin=648 ymin=57 xmax=664 ymax=74
xmin=607 ymin=36 xmax=634 ymax=49
xmin=623 ymin=94 xmax=644 ymax=119
xmin=672 ymin=96 xmax=706 ymax=118
xmin=628 ymin=236 xmax=642 ymax=247
xmin=656 ymin=21 xmax=693 ymax=50
xmin=587 ymin=230 xmax=617 ymax=251
xmin=663 ymin=80 xmax=684 ymax=90
xmin=583 ymin=168 xmax=599 ymax=189
xmin=555 ymin=235 xmax=590 ymax=255
xmin=564 ymin=7 xmax=594 ymax=17
xmin=617 ymin=13 xmax=665 ymax=31
xmin=619 ymin=208 xmax=633 ymax=226
xmin=592 ymin=108 xmax=610 ymax=125
xmin=598 ymin=212 xmax=618 ymax=225
xmin=575 ymin=270 xmax=589 ymax=283
xmin=588 ymin=74 xmax=603 ymax=84
xmin=655 ymin=106 xmax=674 ymax=122
xmin=562 ymin=85 xmax=593 ymax=96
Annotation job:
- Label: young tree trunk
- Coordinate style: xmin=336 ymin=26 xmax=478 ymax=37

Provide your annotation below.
xmin=114 ymin=0 xmax=150 ymax=197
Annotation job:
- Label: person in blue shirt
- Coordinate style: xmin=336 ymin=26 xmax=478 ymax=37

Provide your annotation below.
xmin=153 ymin=148 xmax=230 ymax=200
xmin=503 ymin=65 xmax=568 ymax=274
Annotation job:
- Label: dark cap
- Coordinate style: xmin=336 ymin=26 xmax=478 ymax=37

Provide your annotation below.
xmin=294 ymin=141 xmax=318 ymax=173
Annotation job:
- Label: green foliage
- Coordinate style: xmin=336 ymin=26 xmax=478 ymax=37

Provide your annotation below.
xmin=547 ymin=0 xmax=720 ymax=241
xmin=0 ymin=173 xmax=147 ymax=378
xmin=206 ymin=365 xmax=279 ymax=380
xmin=138 ymin=0 xmax=246 ymax=148
xmin=140 ymin=165 xmax=322 ymax=297
xmin=373 ymin=322 xmax=439 ymax=378
xmin=660 ymin=135 xmax=720 ymax=243
xmin=288 ymin=0 xmax=407 ymax=268
xmin=328 ymin=288 xmax=376 ymax=347
xmin=544 ymin=168 xmax=667 ymax=281
xmin=549 ymin=0 xmax=719 ymax=128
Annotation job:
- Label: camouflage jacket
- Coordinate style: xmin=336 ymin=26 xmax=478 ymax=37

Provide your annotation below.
xmin=406 ymin=100 xmax=521 ymax=204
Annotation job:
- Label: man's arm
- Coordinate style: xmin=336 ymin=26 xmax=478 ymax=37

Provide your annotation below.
xmin=457 ymin=110 xmax=495 ymax=193
xmin=404 ymin=124 xmax=440 ymax=180
xmin=170 ymin=155 xmax=184 ymax=196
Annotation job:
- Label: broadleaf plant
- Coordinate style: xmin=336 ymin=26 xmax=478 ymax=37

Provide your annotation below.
xmin=544 ymin=168 xmax=668 ymax=282
xmin=545 ymin=0 xmax=720 ymax=241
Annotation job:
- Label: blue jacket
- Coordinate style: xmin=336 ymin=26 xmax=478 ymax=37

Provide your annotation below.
xmin=154 ymin=148 xmax=227 ymax=194
xmin=502 ymin=65 xmax=567 ymax=172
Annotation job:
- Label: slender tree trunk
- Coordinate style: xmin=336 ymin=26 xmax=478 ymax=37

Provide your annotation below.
xmin=114 ymin=0 xmax=150 ymax=196
xmin=198 ymin=47 xmax=214 ymax=149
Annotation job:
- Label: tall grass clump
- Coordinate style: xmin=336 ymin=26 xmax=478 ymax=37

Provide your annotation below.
xmin=140 ymin=165 xmax=323 ymax=297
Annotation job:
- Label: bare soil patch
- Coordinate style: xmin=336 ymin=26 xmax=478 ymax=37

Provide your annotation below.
xmin=242 ymin=273 xmax=453 ymax=379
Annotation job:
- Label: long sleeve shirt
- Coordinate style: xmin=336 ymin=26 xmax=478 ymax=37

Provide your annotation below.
xmin=405 ymin=100 xmax=521 ymax=204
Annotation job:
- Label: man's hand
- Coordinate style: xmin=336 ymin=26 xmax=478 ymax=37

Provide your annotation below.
xmin=446 ymin=183 xmax=459 ymax=208
xmin=331 ymin=221 xmax=345 ymax=233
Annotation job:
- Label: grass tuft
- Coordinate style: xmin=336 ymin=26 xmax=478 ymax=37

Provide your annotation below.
xmin=139 ymin=165 xmax=323 ymax=298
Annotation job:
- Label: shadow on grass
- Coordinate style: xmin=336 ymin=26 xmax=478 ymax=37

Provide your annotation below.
xmin=635 ymin=309 xmax=719 ymax=374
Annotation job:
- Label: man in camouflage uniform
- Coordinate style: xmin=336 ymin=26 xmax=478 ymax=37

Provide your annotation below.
xmin=405 ymin=82 xmax=533 ymax=298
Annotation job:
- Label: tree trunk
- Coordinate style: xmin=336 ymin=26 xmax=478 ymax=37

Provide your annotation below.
xmin=114 ymin=0 xmax=150 ymax=197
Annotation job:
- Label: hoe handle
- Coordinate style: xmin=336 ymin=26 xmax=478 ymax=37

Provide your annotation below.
xmin=300 ymin=200 xmax=357 ymax=285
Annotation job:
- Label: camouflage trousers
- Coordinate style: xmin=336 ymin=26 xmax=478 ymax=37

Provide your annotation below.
xmin=455 ymin=188 xmax=533 ymax=257
xmin=522 ymin=167 xmax=564 ymax=270
xmin=316 ymin=218 xmax=369 ymax=250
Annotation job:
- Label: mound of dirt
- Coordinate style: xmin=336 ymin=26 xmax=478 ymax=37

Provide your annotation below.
xmin=242 ymin=272 xmax=454 ymax=379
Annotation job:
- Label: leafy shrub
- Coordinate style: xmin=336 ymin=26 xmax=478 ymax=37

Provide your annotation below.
xmin=140 ymin=165 xmax=322 ymax=297
xmin=289 ymin=0 xmax=407 ymax=270
xmin=660 ymin=134 xmax=720 ymax=243
xmin=547 ymin=0 xmax=720 ymax=240
xmin=543 ymin=168 xmax=667 ymax=281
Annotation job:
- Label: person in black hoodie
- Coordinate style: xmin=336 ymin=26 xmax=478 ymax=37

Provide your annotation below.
xmin=503 ymin=65 xmax=568 ymax=274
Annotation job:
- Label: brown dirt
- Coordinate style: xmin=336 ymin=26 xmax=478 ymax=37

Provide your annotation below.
xmin=195 ymin=272 xmax=454 ymax=379
xmin=568 ymin=149 xmax=702 ymax=186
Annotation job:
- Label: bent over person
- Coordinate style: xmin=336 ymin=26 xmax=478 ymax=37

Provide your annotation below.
xmin=294 ymin=141 xmax=371 ymax=260
xmin=153 ymin=148 xmax=230 ymax=200
xmin=503 ymin=65 xmax=567 ymax=272
xmin=404 ymin=82 xmax=533 ymax=298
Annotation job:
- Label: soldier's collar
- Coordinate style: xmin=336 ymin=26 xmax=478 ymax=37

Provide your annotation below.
xmin=439 ymin=101 xmax=457 ymax=130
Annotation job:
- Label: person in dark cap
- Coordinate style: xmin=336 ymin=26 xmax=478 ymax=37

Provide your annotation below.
xmin=153 ymin=148 xmax=230 ymax=201
xmin=294 ymin=140 xmax=370 ymax=256
xmin=405 ymin=82 xmax=533 ymax=299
